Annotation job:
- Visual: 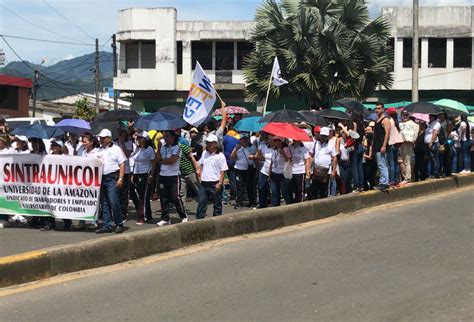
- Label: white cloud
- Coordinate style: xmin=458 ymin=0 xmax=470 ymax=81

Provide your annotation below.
xmin=63 ymin=54 xmax=75 ymax=60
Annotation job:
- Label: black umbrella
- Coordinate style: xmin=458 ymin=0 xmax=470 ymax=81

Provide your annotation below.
xmin=134 ymin=112 xmax=188 ymax=131
xmin=94 ymin=109 xmax=139 ymax=123
xmin=404 ymin=102 xmax=441 ymax=115
xmin=316 ymin=109 xmax=351 ymax=120
xmin=336 ymin=99 xmax=370 ymax=117
xmin=259 ymin=109 xmax=308 ymax=123
xmin=90 ymin=121 xmax=124 ymax=139
xmin=437 ymin=106 xmax=468 ymax=117
xmin=158 ymin=105 xmax=184 ymax=116
xmin=298 ymin=111 xmax=328 ymax=126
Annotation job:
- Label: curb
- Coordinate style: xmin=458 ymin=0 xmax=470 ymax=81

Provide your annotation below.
xmin=1 ymin=174 xmax=473 ymax=288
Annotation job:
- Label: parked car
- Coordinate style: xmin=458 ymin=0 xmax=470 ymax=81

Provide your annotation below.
xmin=5 ymin=117 xmax=55 ymax=130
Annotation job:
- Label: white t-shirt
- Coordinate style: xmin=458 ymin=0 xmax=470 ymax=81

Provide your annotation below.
xmin=234 ymin=145 xmax=257 ymax=171
xmin=271 ymin=148 xmax=290 ymax=175
xmin=114 ymin=141 xmax=135 ymax=174
xmin=458 ymin=121 xmax=469 ymax=142
xmin=313 ymin=141 xmax=337 ymax=169
xmin=258 ymin=143 xmax=273 ymax=176
xmin=424 ymin=120 xmax=441 ymax=144
xmin=304 ymin=140 xmax=315 ymax=155
xmin=0 ymin=147 xmax=15 ymax=154
xmin=130 ymin=146 xmax=155 ymax=175
xmin=65 ymin=141 xmax=83 ymax=156
xmin=16 ymin=149 xmax=30 ymax=154
xmin=159 ymin=144 xmax=181 ymax=176
xmin=289 ymin=145 xmax=309 ymax=174
xmin=81 ymin=147 xmax=98 ymax=157
xmin=97 ymin=144 xmax=126 ymax=175
xmin=199 ymin=151 xmax=228 ymax=182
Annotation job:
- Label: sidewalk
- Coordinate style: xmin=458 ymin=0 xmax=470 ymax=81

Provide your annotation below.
xmin=0 ymin=199 xmax=248 ymax=257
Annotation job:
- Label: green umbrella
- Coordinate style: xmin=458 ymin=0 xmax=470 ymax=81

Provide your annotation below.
xmin=466 ymin=105 xmax=474 ymax=113
xmin=331 ymin=106 xmax=347 ymax=112
xmin=433 ymin=99 xmax=469 ymax=114
xmin=386 ymin=101 xmax=412 ymax=109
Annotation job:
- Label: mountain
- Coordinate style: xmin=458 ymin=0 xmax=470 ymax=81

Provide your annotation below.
xmin=0 ymin=51 xmax=114 ymax=101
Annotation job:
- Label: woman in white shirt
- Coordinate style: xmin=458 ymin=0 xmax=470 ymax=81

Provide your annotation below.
xmin=230 ymin=133 xmax=257 ymax=209
xmin=129 ymin=131 xmax=156 ymax=225
xmin=156 ymin=131 xmax=186 ymax=226
xmin=15 ymin=136 xmax=30 ymax=154
xmin=458 ymin=115 xmax=471 ymax=173
xmin=255 ymin=133 xmax=273 ymax=208
xmin=269 ymin=136 xmax=292 ymax=206
xmin=289 ymin=140 xmax=311 ymax=203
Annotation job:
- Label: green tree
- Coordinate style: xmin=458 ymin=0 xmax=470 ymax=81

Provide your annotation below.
xmin=73 ymin=97 xmax=96 ymax=121
xmin=243 ymin=0 xmax=394 ymax=108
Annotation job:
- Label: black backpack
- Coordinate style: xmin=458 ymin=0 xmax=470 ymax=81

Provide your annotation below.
xmin=438 ymin=126 xmax=446 ymax=145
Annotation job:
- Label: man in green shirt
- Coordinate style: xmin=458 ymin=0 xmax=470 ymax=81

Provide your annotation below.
xmin=179 ymin=143 xmax=201 ymax=207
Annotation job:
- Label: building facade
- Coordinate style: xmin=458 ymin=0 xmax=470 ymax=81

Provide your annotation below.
xmin=114 ymin=6 xmax=474 ymax=111
xmin=0 ymin=74 xmax=32 ymax=118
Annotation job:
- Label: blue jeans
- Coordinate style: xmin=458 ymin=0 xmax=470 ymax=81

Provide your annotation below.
xmin=258 ymin=173 xmax=270 ymax=208
xmin=450 ymin=146 xmax=459 ymax=173
xmin=350 ymin=144 xmax=364 ymax=189
xmin=196 ymin=181 xmax=222 ymax=219
xmin=387 ymin=145 xmax=400 ymax=184
xmin=100 ymin=172 xmax=123 ymax=229
xmin=375 ymin=152 xmax=389 ymax=186
xmin=461 ymin=140 xmax=472 ymax=171
xmin=270 ymin=173 xmax=291 ymax=206
xmin=226 ymin=166 xmax=237 ymax=201
xmin=427 ymin=142 xmax=440 ymax=177
xmin=339 ymin=159 xmax=352 ymax=193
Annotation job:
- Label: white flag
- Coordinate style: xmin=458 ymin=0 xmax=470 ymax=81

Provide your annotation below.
xmin=271 ymin=57 xmax=288 ymax=87
xmin=183 ymin=61 xmax=217 ymax=126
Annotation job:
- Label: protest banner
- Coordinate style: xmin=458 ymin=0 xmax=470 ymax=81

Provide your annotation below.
xmin=0 ymin=154 xmax=103 ymax=221
xmin=183 ymin=61 xmax=217 ymax=126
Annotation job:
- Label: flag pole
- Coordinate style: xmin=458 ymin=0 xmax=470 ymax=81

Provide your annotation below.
xmin=262 ymin=74 xmax=272 ymax=115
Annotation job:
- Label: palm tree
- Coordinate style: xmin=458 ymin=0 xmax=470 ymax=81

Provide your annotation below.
xmin=243 ymin=0 xmax=394 ymax=109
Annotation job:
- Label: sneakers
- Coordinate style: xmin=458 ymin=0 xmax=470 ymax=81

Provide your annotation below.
xmin=374 ymin=184 xmax=390 ymax=191
xmin=114 ymin=225 xmax=124 ymax=234
xmin=157 ymin=220 xmax=170 ymax=227
xmin=136 ymin=219 xmax=145 ymax=226
xmin=181 ymin=217 xmax=188 ymax=223
xmin=0 ymin=220 xmax=8 ymax=228
xmin=12 ymin=215 xmax=27 ymax=223
xmin=459 ymin=170 xmax=471 ymax=174
xmin=95 ymin=227 xmax=113 ymax=234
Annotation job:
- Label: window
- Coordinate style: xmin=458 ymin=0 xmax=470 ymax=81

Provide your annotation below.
xmin=192 ymin=41 xmax=212 ymax=70
xmin=216 ymin=42 xmax=234 ymax=70
xmin=237 ymin=42 xmax=253 ymax=70
xmin=177 ymin=41 xmax=183 ymax=74
xmin=453 ymin=38 xmax=472 ymax=68
xmin=387 ymin=38 xmax=395 ymax=72
xmin=141 ymin=41 xmax=155 ymax=69
xmin=0 ymin=86 xmax=18 ymax=110
xmin=402 ymin=38 xmax=422 ymax=68
xmin=125 ymin=42 xmax=139 ymax=70
xmin=428 ymin=38 xmax=446 ymax=68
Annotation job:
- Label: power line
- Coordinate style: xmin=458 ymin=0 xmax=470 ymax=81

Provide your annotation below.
xmin=41 ymin=0 xmax=95 ymax=41
xmin=0 ymin=34 xmax=94 ymax=46
xmin=0 ymin=4 xmax=91 ymax=45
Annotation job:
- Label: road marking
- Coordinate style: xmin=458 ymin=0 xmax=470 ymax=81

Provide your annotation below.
xmin=0 ymin=250 xmax=47 ymax=265
xmin=0 ymin=186 xmax=472 ymax=297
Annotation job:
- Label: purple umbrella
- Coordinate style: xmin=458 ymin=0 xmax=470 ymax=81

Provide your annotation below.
xmin=55 ymin=119 xmax=91 ymax=135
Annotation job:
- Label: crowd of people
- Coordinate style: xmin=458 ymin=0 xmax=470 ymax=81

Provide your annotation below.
xmin=0 ymin=102 xmax=473 ymax=233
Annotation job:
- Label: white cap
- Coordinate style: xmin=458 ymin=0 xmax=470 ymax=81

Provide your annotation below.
xmin=239 ymin=132 xmax=249 ymax=139
xmin=51 ymin=139 xmax=64 ymax=147
xmin=205 ymin=133 xmax=218 ymax=143
xmin=15 ymin=135 xmax=29 ymax=143
xmin=136 ymin=130 xmax=149 ymax=139
xmin=320 ymin=127 xmax=330 ymax=136
xmin=97 ymin=129 xmax=112 ymax=138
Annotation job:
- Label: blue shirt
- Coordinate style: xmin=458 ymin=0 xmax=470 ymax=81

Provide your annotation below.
xmin=223 ymin=134 xmax=239 ymax=166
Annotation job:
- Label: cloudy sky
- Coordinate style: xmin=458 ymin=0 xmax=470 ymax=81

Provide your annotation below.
xmin=0 ymin=0 xmax=472 ymax=66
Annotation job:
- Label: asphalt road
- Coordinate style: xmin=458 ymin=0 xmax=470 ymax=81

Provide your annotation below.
xmin=0 ymin=189 xmax=472 ymax=321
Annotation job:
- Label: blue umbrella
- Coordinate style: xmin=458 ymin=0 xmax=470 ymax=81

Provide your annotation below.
xmin=134 ymin=111 xmax=187 ymax=131
xmin=234 ymin=116 xmax=267 ymax=132
xmin=55 ymin=119 xmax=91 ymax=135
xmin=12 ymin=124 xmax=64 ymax=139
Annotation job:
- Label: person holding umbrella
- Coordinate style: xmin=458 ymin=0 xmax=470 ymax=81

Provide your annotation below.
xmin=269 ymin=136 xmax=292 ymax=206
xmin=95 ymin=129 xmax=126 ymax=234
xmin=289 ymin=139 xmax=311 ymax=203
xmin=310 ymin=127 xmax=338 ymax=199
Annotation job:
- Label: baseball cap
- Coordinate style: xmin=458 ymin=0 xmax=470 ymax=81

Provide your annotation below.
xmin=205 ymin=133 xmax=218 ymax=143
xmin=51 ymin=139 xmax=64 ymax=147
xmin=97 ymin=129 xmax=112 ymax=138
xmin=387 ymin=108 xmax=397 ymax=114
xmin=320 ymin=127 xmax=330 ymax=136
xmin=15 ymin=135 xmax=29 ymax=143
xmin=190 ymin=127 xmax=198 ymax=133
xmin=313 ymin=126 xmax=321 ymax=134
xmin=136 ymin=130 xmax=149 ymax=139
xmin=239 ymin=132 xmax=249 ymax=139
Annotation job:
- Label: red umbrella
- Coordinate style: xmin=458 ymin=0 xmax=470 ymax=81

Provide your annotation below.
xmin=212 ymin=106 xmax=250 ymax=116
xmin=262 ymin=123 xmax=311 ymax=142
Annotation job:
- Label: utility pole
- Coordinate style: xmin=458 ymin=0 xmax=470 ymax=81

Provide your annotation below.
xmin=95 ymin=38 xmax=100 ymax=114
xmin=111 ymin=34 xmax=118 ymax=110
xmin=411 ymin=0 xmax=419 ymax=102
xmin=31 ymin=70 xmax=39 ymax=117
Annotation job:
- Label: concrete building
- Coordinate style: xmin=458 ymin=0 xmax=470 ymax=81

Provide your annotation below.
xmin=114 ymin=8 xmax=256 ymax=112
xmin=378 ymin=6 xmax=473 ymax=103
xmin=52 ymin=93 xmax=132 ymax=110
xmin=0 ymin=74 xmax=32 ymax=118
xmin=114 ymin=6 xmax=473 ymax=111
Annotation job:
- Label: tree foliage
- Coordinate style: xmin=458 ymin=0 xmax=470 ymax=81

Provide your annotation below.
xmin=73 ymin=97 xmax=96 ymax=121
xmin=243 ymin=0 xmax=394 ymax=108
